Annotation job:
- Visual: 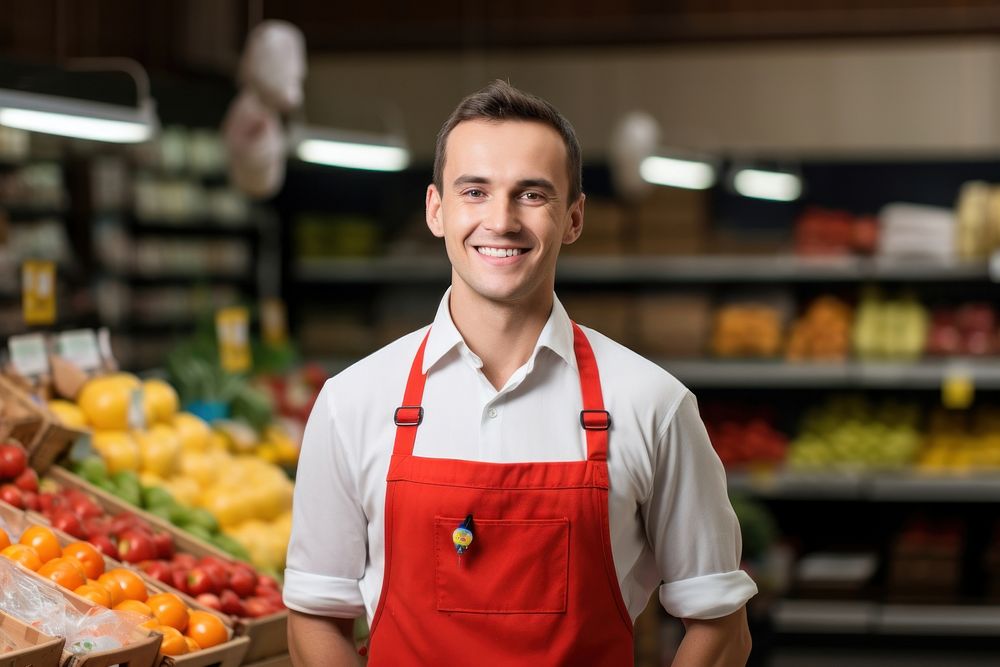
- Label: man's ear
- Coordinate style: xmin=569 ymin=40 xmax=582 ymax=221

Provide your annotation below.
xmin=562 ymin=193 xmax=585 ymax=245
xmin=426 ymin=184 xmax=444 ymax=238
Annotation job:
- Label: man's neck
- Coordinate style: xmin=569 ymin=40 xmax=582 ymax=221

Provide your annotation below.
xmin=448 ymin=285 xmax=553 ymax=391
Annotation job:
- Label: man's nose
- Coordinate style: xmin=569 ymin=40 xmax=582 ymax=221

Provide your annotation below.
xmin=483 ymin=197 xmax=520 ymax=234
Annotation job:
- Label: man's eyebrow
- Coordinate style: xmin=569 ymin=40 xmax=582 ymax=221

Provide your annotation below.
xmin=453 ymin=175 xmax=489 ymax=187
xmin=517 ymin=178 xmax=557 ymax=193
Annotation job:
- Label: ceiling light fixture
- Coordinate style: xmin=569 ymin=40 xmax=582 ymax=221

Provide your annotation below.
xmin=293 ymin=126 xmax=409 ymax=172
xmin=732 ymin=168 xmax=802 ymax=202
xmin=639 ymin=155 xmax=716 ymax=190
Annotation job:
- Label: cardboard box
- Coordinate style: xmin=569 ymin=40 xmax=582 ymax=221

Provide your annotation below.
xmin=45 ymin=468 xmax=285 ymax=663
xmin=635 ymin=294 xmax=712 ymax=358
xmin=559 ymin=294 xmax=634 ymax=348
xmin=632 ymin=187 xmax=709 ymax=256
xmin=0 ymin=611 xmax=65 ymax=667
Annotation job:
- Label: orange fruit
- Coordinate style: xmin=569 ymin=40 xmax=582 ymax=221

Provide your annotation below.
xmin=159 ymin=626 xmax=189 ymax=656
xmin=96 ymin=575 xmax=125 ymax=607
xmin=0 ymin=528 xmax=10 ymax=551
xmin=114 ymin=599 xmax=153 ymax=618
xmin=63 ymin=541 xmax=104 ymax=580
xmin=184 ymin=610 xmax=227 ymax=649
xmin=38 ymin=557 xmax=86 ymax=590
xmin=139 ymin=618 xmax=160 ymax=632
xmin=147 ymin=592 xmax=189 ymax=632
xmin=18 ymin=526 xmax=61 ymax=564
xmin=74 ymin=583 xmax=112 ymax=607
xmin=1 ymin=544 xmax=42 ymax=571
xmin=99 ymin=568 xmax=147 ymax=603
xmin=183 ymin=637 xmax=199 ymax=653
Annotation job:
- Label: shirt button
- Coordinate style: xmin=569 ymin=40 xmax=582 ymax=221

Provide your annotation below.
xmin=487 ymin=407 xmax=498 ymax=419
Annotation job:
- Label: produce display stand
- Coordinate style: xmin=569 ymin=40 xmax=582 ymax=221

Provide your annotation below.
xmin=0 ymin=500 xmax=250 ymax=667
xmin=0 ymin=611 xmax=65 ymax=667
xmin=0 ymin=376 xmax=85 ymax=475
xmin=46 ymin=467 xmax=288 ymax=662
xmin=0 ymin=376 xmax=46 ymax=452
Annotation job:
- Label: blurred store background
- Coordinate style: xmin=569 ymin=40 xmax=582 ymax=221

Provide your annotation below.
xmin=3 ymin=1 xmax=1000 ymax=665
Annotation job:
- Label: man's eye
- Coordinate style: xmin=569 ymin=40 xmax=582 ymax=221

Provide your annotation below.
xmin=522 ymin=192 xmax=543 ymax=201
xmin=463 ymin=189 xmax=484 ymax=198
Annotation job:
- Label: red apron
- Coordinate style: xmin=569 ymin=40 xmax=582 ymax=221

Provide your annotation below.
xmin=366 ymin=322 xmax=634 ymax=665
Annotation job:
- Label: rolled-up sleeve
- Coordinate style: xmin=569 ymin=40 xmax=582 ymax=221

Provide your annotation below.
xmin=643 ymin=391 xmax=758 ymax=620
xmin=284 ymin=381 xmax=367 ymax=618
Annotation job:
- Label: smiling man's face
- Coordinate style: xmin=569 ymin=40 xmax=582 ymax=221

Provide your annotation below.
xmin=426 ymin=119 xmax=584 ymax=313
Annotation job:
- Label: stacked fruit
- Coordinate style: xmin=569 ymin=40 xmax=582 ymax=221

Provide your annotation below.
xmin=46 ymin=372 xmax=295 ymax=573
xmin=0 ymin=440 xmax=40 ymax=510
xmin=711 ymin=304 xmax=784 ymax=358
xmin=852 ymin=289 xmax=928 ymax=360
xmin=794 ymin=207 xmax=879 ymax=256
xmin=0 ymin=523 xmax=229 ymax=655
xmin=926 ymin=303 xmax=996 ymax=357
xmin=138 ymin=554 xmax=284 ymax=618
xmin=788 ymin=395 xmax=922 ymax=470
xmin=785 ymin=296 xmax=853 ymax=361
xmin=917 ymin=408 xmax=1000 ymax=472
xmin=30 ymin=474 xmax=285 ymax=618
xmin=702 ymin=404 xmax=788 ymax=468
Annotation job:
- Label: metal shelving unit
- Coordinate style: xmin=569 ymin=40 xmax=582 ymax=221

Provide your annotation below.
xmin=775 ymin=600 xmax=1000 ymax=637
xmin=728 ymin=470 xmax=1000 ymax=502
xmin=295 ymin=254 xmax=995 ymax=284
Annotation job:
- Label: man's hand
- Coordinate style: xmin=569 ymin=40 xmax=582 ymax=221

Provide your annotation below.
xmin=672 ymin=606 xmax=752 ymax=667
xmin=287 ymin=609 xmax=361 ymax=667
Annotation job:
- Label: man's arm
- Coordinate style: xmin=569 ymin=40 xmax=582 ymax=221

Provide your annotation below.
xmin=672 ymin=607 xmax=752 ymax=667
xmin=288 ymin=610 xmax=360 ymax=667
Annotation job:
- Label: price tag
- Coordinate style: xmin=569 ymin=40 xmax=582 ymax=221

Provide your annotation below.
xmin=57 ymin=329 xmax=102 ymax=371
xmin=216 ymin=306 xmax=251 ymax=373
xmin=261 ymin=298 xmax=288 ymax=346
xmin=8 ymin=333 xmax=49 ymax=377
xmin=22 ymin=260 xmax=56 ymax=325
xmin=942 ymin=364 xmax=974 ymax=409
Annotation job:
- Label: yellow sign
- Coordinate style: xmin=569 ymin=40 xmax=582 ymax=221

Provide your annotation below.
xmin=22 ymin=260 xmax=56 ymax=325
xmin=216 ymin=306 xmax=251 ymax=373
xmin=942 ymin=367 xmax=974 ymax=410
xmin=261 ymin=298 xmax=288 ymax=346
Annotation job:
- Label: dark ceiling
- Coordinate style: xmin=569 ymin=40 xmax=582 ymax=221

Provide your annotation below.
xmin=4 ymin=0 xmax=1000 ymax=78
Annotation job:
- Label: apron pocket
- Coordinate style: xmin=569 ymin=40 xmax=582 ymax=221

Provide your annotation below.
xmin=434 ymin=516 xmax=569 ymax=614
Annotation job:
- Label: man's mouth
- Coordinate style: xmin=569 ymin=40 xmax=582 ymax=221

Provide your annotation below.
xmin=476 ymin=246 xmax=527 ymax=258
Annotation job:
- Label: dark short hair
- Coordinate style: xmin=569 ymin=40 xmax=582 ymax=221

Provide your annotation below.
xmin=433 ymin=79 xmax=583 ymax=204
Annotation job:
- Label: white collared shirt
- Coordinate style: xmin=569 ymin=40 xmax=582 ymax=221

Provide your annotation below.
xmin=284 ymin=290 xmax=757 ymax=622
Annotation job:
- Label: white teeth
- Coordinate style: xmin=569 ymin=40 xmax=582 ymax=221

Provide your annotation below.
xmin=477 ymin=247 xmax=523 ymax=258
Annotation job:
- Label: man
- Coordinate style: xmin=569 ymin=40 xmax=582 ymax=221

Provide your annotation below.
xmin=285 ymin=80 xmax=757 ymax=666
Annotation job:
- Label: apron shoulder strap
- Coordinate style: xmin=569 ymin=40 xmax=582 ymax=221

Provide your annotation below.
xmin=392 ymin=328 xmax=431 ymax=456
xmin=571 ymin=322 xmax=610 ymax=462
xmin=392 ymin=323 xmax=610 ymax=461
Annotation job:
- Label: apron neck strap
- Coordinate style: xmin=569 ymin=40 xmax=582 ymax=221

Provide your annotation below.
xmin=392 ymin=322 xmax=610 ymax=461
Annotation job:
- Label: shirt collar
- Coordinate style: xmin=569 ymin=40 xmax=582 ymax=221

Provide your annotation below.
xmin=422 ymin=288 xmax=577 ymax=374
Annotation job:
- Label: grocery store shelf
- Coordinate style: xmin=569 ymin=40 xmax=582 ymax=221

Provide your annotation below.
xmin=295 ymin=255 xmax=992 ymax=284
xmin=129 ymin=220 xmax=259 ymax=237
xmin=105 ymin=270 xmax=255 ymax=287
xmin=776 ymin=600 xmax=1000 ymax=637
xmin=660 ymin=359 xmax=1000 ymax=389
xmin=729 ymin=470 xmax=1000 ymax=502
xmin=773 ymin=600 xmax=877 ymax=633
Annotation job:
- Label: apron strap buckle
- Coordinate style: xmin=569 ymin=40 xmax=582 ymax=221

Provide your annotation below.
xmin=394 ymin=405 xmax=424 ymax=426
xmin=580 ymin=409 xmax=611 ymax=431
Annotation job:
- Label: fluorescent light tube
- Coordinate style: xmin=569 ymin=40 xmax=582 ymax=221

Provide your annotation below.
xmin=639 ymin=155 xmax=715 ymax=190
xmin=296 ymin=138 xmax=409 ymax=172
xmin=0 ymin=89 xmax=156 ymax=144
xmin=733 ymin=168 xmax=802 ymax=202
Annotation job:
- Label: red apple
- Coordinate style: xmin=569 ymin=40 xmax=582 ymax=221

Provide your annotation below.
xmin=171 ymin=569 xmax=190 ymax=594
xmin=21 ymin=490 xmax=38 ymax=512
xmin=0 ymin=484 xmax=24 ymax=508
xmin=218 ymin=589 xmax=246 ymax=616
xmin=243 ymin=596 xmax=274 ymax=618
xmin=196 ymin=593 xmax=222 ymax=611
xmin=142 ymin=560 xmax=173 ymax=585
xmin=13 ymin=468 xmax=38 ymax=493
xmin=0 ymin=443 xmax=27 ymax=480
xmin=36 ymin=492 xmax=63 ymax=515
xmin=89 ymin=534 xmax=118 ymax=558
xmin=51 ymin=510 xmax=86 ymax=538
xmin=117 ymin=529 xmax=157 ymax=563
xmin=228 ymin=565 xmax=257 ymax=597
xmin=186 ymin=567 xmax=216 ymax=596
xmin=151 ymin=531 xmax=174 ymax=560
xmin=172 ymin=553 xmax=197 ymax=570
xmin=70 ymin=496 xmax=103 ymax=520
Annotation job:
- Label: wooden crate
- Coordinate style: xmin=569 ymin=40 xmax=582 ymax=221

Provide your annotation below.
xmin=46 ymin=468 xmax=287 ymax=662
xmin=1 ymin=499 xmax=250 ymax=667
xmin=0 ymin=376 xmax=45 ymax=449
xmin=0 ymin=611 xmax=65 ymax=667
